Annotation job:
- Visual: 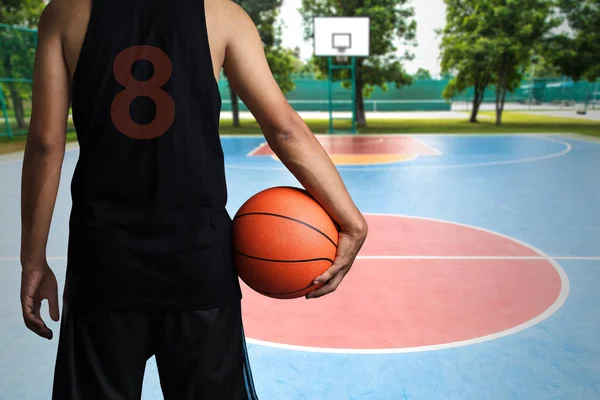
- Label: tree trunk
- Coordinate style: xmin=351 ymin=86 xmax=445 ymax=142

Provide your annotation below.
xmin=470 ymin=84 xmax=481 ymax=123
xmin=469 ymin=99 xmax=480 ymax=123
xmin=496 ymin=87 xmax=507 ymax=126
xmin=495 ymin=83 xmax=501 ymax=125
xmin=355 ymin=61 xmax=366 ymax=128
xmin=495 ymin=105 xmax=502 ymax=125
xmin=229 ymin=85 xmax=240 ymax=128
xmin=495 ymin=60 xmax=509 ymax=126
xmin=495 ymin=69 xmax=507 ymax=126
xmin=2 ymin=54 xmax=26 ymax=129
xmin=8 ymin=83 xmax=26 ymax=129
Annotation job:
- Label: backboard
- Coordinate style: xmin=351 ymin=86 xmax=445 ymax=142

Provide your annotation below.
xmin=313 ymin=17 xmax=370 ymax=58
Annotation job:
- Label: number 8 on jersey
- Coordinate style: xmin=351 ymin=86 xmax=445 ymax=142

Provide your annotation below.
xmin=111 ymin=45 xmax=175 ymax=140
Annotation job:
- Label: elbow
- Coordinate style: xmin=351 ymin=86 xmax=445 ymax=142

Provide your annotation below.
xmin=271 ymin=127 xmax=297 ymax=144
xmin=268 ymin=115 xmax=309 ymax=145
xmin=263 ymin=124 xmax=300 ymax=164
xmin=26 ymin=131 xmax=65 ymax=157
xmin=266 ymin=123 xmax=305 ymax=158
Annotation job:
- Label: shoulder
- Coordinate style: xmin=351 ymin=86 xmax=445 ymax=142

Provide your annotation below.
xmin=204 ymin=0 xmax=258 ymax=56
xmin=39 ymin=0 xmax=91 ymax=36
xmin=205 ymin=0 xmax=255 ymax=28
xmin=205 ymin=0 xmax=246 ymax=14
xmin=38 ymin=0 xmax=61 ymax=32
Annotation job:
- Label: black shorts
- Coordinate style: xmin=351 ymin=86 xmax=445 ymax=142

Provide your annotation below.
xmin=52 ymin=303 xmax=259 ymax=400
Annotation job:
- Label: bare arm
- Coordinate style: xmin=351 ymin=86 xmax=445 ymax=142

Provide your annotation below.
xmin=222 ymin=4 xmax=368 ymax=298
xmin=20 ymin=2 xmax=69 ymax=338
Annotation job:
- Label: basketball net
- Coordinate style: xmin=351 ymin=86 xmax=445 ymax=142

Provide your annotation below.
xmin=335 ymin=48 xmax=349 ymax=64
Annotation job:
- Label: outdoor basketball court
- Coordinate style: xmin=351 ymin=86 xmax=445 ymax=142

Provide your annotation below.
xmin=0 ymin=132 xmax=599 ymax=399
xmin=1 ymin=10 xmax=599 ymax=400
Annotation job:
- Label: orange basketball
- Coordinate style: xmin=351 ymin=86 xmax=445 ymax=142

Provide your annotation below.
xmin=232 ymin=186 xmax=339 ymax=299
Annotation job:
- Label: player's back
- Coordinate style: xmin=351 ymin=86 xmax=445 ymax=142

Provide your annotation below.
xmin=61 ymin=0 xmax=241 ymax=311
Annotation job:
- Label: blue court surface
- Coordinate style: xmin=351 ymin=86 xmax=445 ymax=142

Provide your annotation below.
xmin=1 ymin=133 xmax=599 ymax=399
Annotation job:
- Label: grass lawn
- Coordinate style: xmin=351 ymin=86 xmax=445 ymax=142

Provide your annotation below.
xmin=1 ymin=111 xmax=598 ymax=156
xmin=218 ymin=112 xmax=600 ymax=136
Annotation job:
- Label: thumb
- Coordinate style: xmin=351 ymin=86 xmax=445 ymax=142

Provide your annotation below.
xmin=314 ymin=263 xmax=338 ymax=285
xmin=314 ymin=253 xmax=350 ymax=284
xmin=48 ymin=288 xmax=60 ymax=322
xmin=314 ymin=233 xmax=358 ymax=283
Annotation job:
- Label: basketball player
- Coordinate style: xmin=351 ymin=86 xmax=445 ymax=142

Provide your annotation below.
xmin=19 ymin=0 xmax=368 ymax=398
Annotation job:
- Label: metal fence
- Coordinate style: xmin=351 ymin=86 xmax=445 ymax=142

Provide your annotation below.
xmin=218 ymin=78 xmax=453 ymax=112
xmin=453 ymin=77 xmax=599 ymax=110
xmin=0 ymin=24 xmax=37 ymax=138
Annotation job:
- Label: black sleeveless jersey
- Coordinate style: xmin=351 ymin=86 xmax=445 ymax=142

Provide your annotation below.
xmin=66 ymin=0 xmax=241 ymax=311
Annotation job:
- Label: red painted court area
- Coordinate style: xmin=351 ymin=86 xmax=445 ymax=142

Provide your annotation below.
xmin=250 ymin=136 xmax=441 ymax=165
xmin=241 ymin=215 xmax=564 ymax=350
xmin=251 ymin=136 xmax=440 ymax=156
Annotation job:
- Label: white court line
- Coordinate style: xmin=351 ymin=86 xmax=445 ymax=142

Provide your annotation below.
xmin=2 ymin=255 xmax=599 ymax=262
xmin=226 ymin=132 xmax=566 ymax=138
xmin=247 ymin=141 xmax=268 ymax=157
xmin=0 ymin=134 xmax=574 ymax=166
xmin=559 ymin=133 xmax=600 ymax=144
xmin=219 ymin=99 xmax=449 ymax=104
xmin=226 ymin=135 xmax=572 ymax=171
xmin=357 ymin=255 xmax=600 ymax=261
xmin=244 ymin=134 xmax=440 ymax=157
xmin=411 ymin=136 xmax=443 ymax=155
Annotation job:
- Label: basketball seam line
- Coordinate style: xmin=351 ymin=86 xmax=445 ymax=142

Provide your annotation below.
xmin=233 ymin=212 xmax=338 ymax=248
xmin=255 ymin=282 xmax=315 ymax=296
xmin=234 ymin=250 xmax=334 ymax=264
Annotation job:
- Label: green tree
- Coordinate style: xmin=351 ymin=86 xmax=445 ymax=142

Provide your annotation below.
xmin=414 ymin=68 xmax=432 ymax=80
xmin=486 ymin=0 xmax=559 ymax=125
xmin=297 ymin=57 xmax=325 ymax=77
xmin=266 ymin=46 xmax=297 ymax=93
xmin=440 ymin=71 xmax=453 ymax=81
xmin=0 ymin=0 xmax=44 ymax=130
xmin=300 ymin=0 xmax=417 ymax=128
xmin=545 ymin=0 xmax=600 ymax=82
xmin=240 ymin=0 xmax=296 ymax=91
xmin=289 ymin=46 xmax=306 ymax=73
xmin=526 ymin=55 xmax=560 ymax=79
xmin=229 ymin=0 xmax=296 ymax=127
xmin=0 ymin=0 xmax=44 ymax=26
xmin=439 ymin=0 xmax=559 ymax=125
xmin=439 ymin=2 xmax=495 ymax=123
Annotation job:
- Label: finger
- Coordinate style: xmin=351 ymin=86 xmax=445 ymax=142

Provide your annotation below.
xmin=34 ymin=295 xmax=57 ymax=338
xmin=34 ymin=297 xmax=43 ymax=323
xmin=21 ymin=271 xmax=49 ymax=337
xmin=47 ymin=290 xmax=60 ymax=322
xmin=21 ymin=291 xmax=45 ymax=328
xmin=22 ymin=298 xmax=52 ymax=339
xmin=306 ymin=269 xmax=347 ymax=299
xmin=314 ymin=251 xmax=357 ymax=284
xmin=24 ymin=318 xmax=53 ymax=340
xmin=22 ymin=302 xmax=45 ymax=329
xmin=39 ymin=278 xmax=61 ymax=322
xmin=313 ymin=260 xmax=346 ymax=285
xmin=314 ymin=233 xmax=362 ymax=284
xmin=34 ymin=297 xmax=56 ymax=339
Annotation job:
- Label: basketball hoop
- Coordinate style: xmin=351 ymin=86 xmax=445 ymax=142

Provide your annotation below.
xmin=312 ymin=17 xmax=371 ymax=134
xmin=336 ymin=50 xmax=349 ymax=64
xmin=332 ymin=33 xmax=351 ymax=63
